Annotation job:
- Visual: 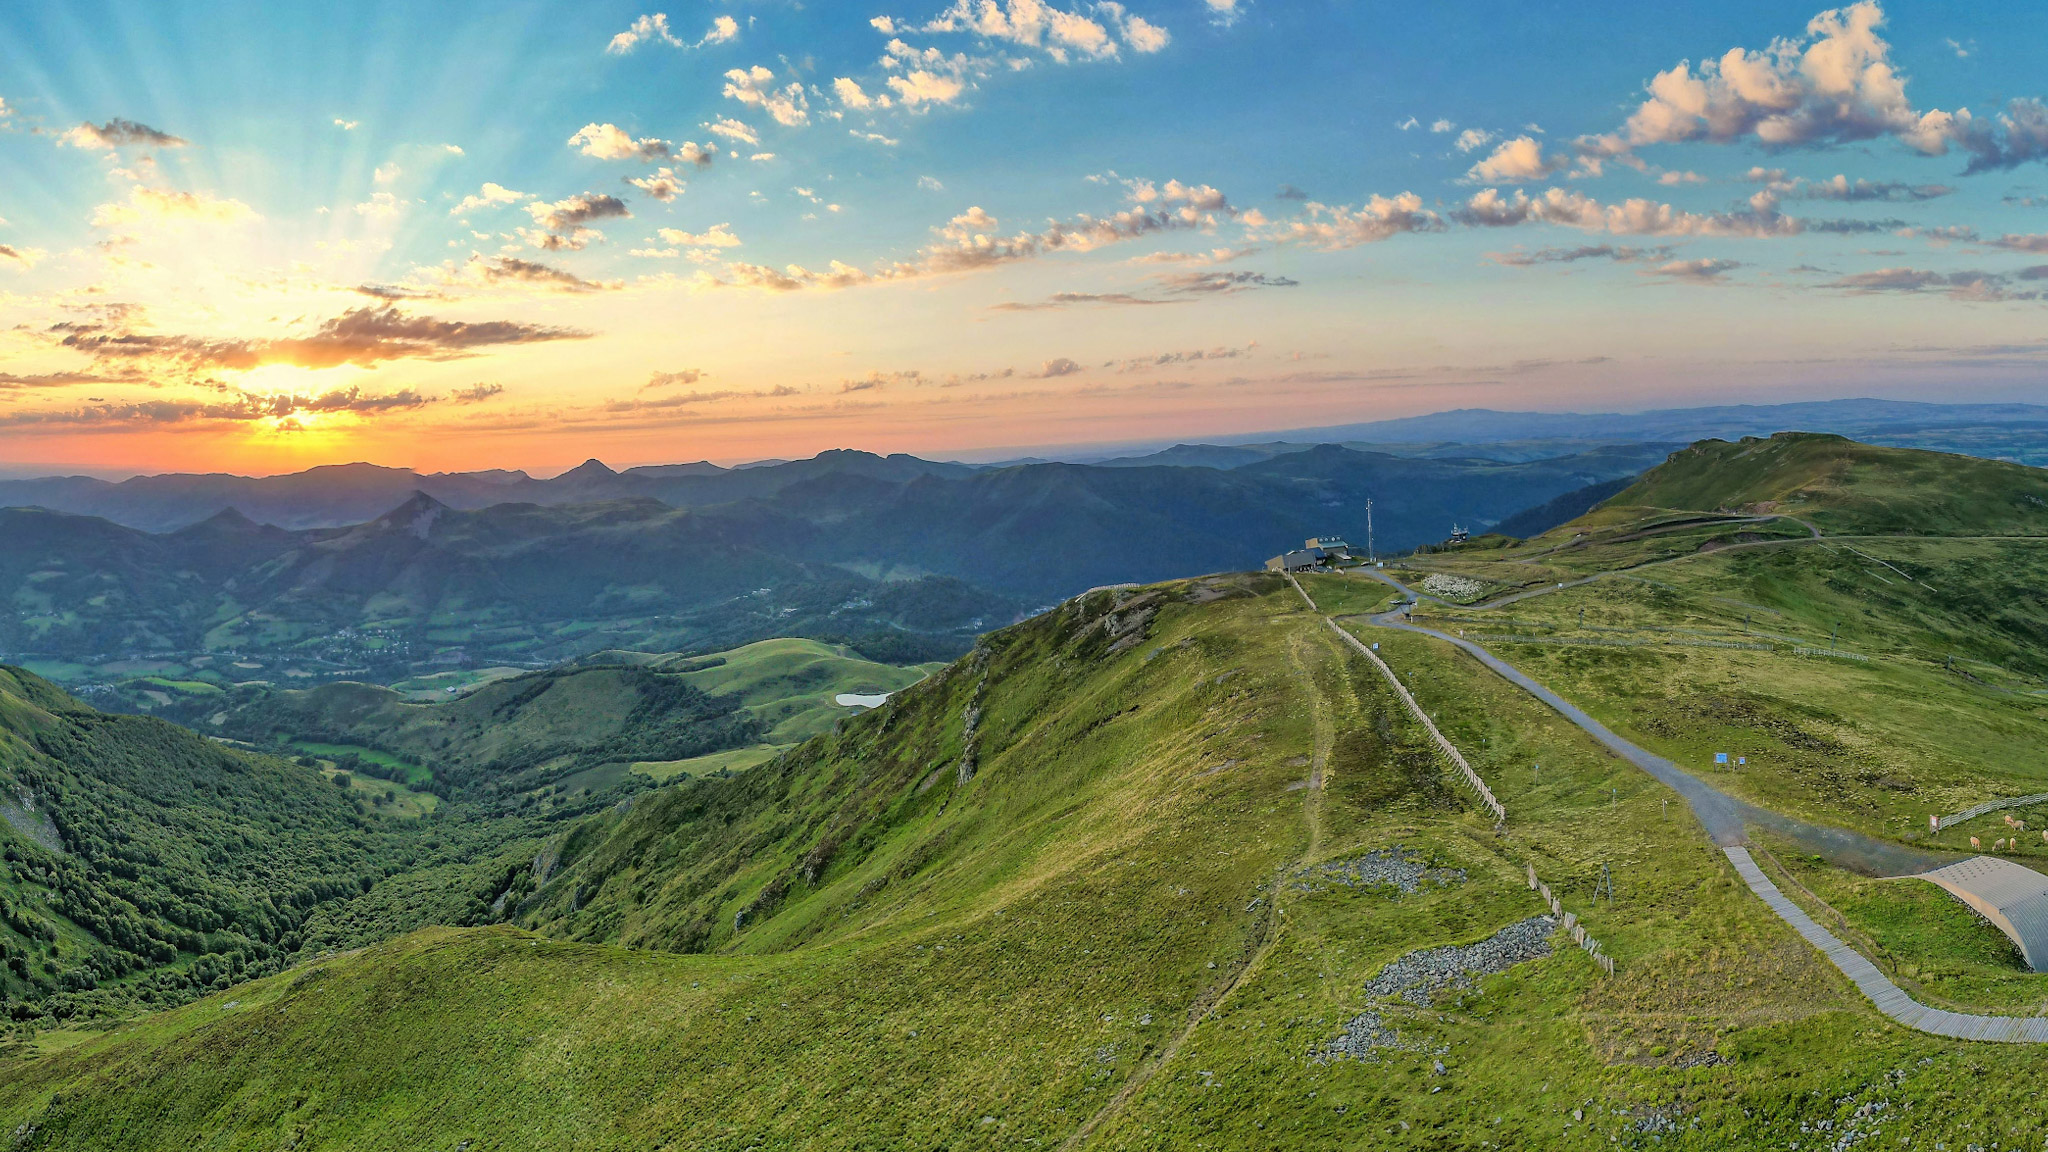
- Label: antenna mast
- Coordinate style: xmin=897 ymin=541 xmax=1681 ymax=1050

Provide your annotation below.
xmin=1366 ymin=498 xmax=1376 ymax=563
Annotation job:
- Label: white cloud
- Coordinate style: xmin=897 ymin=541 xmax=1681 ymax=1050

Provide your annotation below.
xmin=1656 ymin=169 xmax=1708 ymax=185
xmin=1397 ymin=117 xmax=1418 ymax=131
xmin=852 ymin=129 xmax=901 ymax=146
xmin=1251 ymin=192 xmax=1441 ymax=250
xmin=704 ymin=15 xmax=739 ymax=44
xmin=333 ymin=118 xmax=358 ymax=131
xmin=1454 ymin=128 xmax=1494 ymax=153
xmin=1455 ymin=186 xmax=1799 ymax=238
xmin=569 ymin=122 xmax=675 ymax=161
xmin=354 ymin=192 xmax=404 ymax=219
xmin=724 ymin=66 xmax=810 ymax=127
xmin=627 ymin=168 xmax=686 ymax=201
xmin=658 ymin=223 xmax=742 ymax=248
xmin=750 ymin=152 xmax=777 ymax=162
xmin=607 ymin=13 xmax=683 ymax=54
xmin=834 ymin=77 xmax=887 ymax=110
xmin=92 ymin=186 xmax=255 ymax=228
xmin=902 ymin=0 xmax=1168 ymax=62
xmin=1465 ymin=136 xmax=1562 ymax=183
xmin=706 ymin=118 xmax=760 ymax=146
xmin=1618 ymin=2 xmax=1957 ymax=157
xmin=1203 ymin=0 xmax=1243 ymax=27
xmin=373 ymin=162 xmax=402 ymax=185
xmin=451 ymin=182 xmax=525 ymax=215
xmin=1430 ymin=119 xmax=1453 ymax=133
xmin=918 ymin=175 xmax=946 ymax=191
xmin=1642 ymin=257 xmax=1741 ymax=282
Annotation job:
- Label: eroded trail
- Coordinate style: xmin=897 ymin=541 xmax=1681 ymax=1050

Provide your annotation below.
xmin=1060 ymin=614 xmax=1337 ymax=1149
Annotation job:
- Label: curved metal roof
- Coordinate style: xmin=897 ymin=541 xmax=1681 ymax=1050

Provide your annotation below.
xmin=1915 ymin=855 xmax=2048 ymax=973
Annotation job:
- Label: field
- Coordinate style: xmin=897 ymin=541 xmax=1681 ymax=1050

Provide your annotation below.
xmin=633 ymin=743 xmax=787 ymax=782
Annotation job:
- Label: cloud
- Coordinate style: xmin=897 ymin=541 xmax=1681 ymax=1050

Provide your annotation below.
xmin=987 ymin=291 xmax=1175 ymax=310
xmin=1127 ymin=245 xmax=1259 ymax=266
xmin=1641 ymin=257 xmax=1742 ymax=282
xmin=92 ymin=186 xmax=255 ymax=229
xmin=1743 ymin=167 xmax=1952 ymax=201
xmin=1454 ymin=128 xmax=1495 ymax=153
xmin=841 ymin=374 xmax=886 ymax=392
xmin=1251 ymin=192 xmax=1442 ymax=250
xmin=1 ymin=243 xmax=46 ymax=269
xmin=463 ymin=255 xmax=619 ymax=293
xmin=60 ymin=119 xmax=188 ymax=150
xmin=918 ymin=175 xmax=946 ymax=191
xmin=1203 ymin=0 xmax=1243 ymax=26
xmin=657 ymin=223 xmax=741 ymax=248
xmin=1487 ymin=244 xmax=1674 ymax=266
xmin=570 ymin=122 xmax=677 ymax=161
xmin=354 ymin=192 xmax=403 ymax=219
xmin=448 ymin=382 xmax=505 ymax=403
xmin=834 ymin=77 xmax=884 ymax=110
xmin=54 ymin=305 xmax=588 ymax=373
xmin=451 ymin=182 xmax=526 ymax=215
xmin=644 ymin=368 xmax=705 ymax=390
xmin=627 ymin=168 xmax=688 ymax=201
xmin=704 ymin=15 xmax=740 ymax=44
xmin=906 ymin=0 xmax=1161 ymax=62
xmin=607 ymin=13 xmax=683 ymax=53
xmin=1104 ymin=343 xmax=1256 ymax=372
xmin=0 ymin=387 xmax=441 ymax=431
xmin=373 ymin=162 xmax=402 ymax=185
xmin=1824 ymin=266 xmax=2044 ymax=301
xmin=1035 ymin=356 xmax=1084 ymax=377
xmin=852 ymin=130 xmax=901 ymax=146
xmin=1656 ymin=170 xmax=1708 ymax=185
xmin=1991 ymin=234 xmax=2048 ymax=254
xmin=1465 ymin=136 xmax=1562 ymax=183
xmin=523 ymin=192 xmax=630 ymax=250
xmin=1274 ymin=184 xmax=1307 ymax=201
xmin=1455 ymin=186 xmax=1799 ymax=238
xmin=706 ymin=118 xmax=760 ymax=146
xmin=724 ymin=66 xmax=809 ymax=127
xmin=1597 ymin=1 xmax=2048 ymax=174
xmin=703 ymin=182 xmax=1234 ymax=291
xmin=601 ymin=384 xmax=800 ymax=413
xmin=334 ymin=118 xmax=358 ymax=131
xmin=1155 ymin=270 xmax=1297 ymax=295
xmin=1431 ymin=119 xmax=1453 ymax=133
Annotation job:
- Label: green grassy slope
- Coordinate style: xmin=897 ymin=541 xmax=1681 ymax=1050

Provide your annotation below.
xmin=1603 ymin=432 xmax=2048 ymax=535
xmin=221 ymin=663 xmax=762 ymax=797
xmin=10 ymin=575 xmax=2048 ymax=1148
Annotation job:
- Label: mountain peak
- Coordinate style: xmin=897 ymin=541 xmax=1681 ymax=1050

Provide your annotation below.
xmin=371 ymin=490 xmax=449 ymax=539
xmin=559 ymin=458 xmax=617 ymax=481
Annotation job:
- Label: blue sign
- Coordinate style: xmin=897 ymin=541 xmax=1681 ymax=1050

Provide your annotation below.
xmin=1714 ymin=752 xmax=1729 ymax=764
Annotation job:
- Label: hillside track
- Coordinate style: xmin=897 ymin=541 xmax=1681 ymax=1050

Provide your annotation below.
xmin=1060 ymin=611 xmax=1338 ymax=1149
xmin=1342 ymin=567 xmax=2048 ymax=1044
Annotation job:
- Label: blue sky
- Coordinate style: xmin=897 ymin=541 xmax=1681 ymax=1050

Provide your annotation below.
xmin=2 ymin=1 xmax=2047 ymax=474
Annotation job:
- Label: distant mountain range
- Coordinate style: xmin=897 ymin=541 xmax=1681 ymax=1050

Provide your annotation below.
xmin=0 ymin=443 xmax=1663 ymax=672
xmin=6 ymin=398 xmax=2042 ymax=533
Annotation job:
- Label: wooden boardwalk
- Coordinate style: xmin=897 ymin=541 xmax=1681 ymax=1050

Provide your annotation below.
xmin=1725 ymin=847 xmax=2048 ymax=1043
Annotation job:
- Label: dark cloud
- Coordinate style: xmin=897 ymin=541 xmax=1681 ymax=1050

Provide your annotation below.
xmin=449 ymin=382 xmax=505 ymax=403
xmin=1955 ymin=98 xmax=2048 ymax=174
xmin=1641 ymin=257 xmax=1741 ymax=283
xmin=0 ymin=370 xmax=121 ymax=390
xmin=0 ymin=244 xmax=35 ymax=265
xmin=529 ymin=193 xmax=630 ymax=232
xmin=354 ymin=283 xmax=440 ymax=300
xmin=988 ymin=292 xmax=1178 ymax=312
xmin=0 ymin=387 xmax=434 ymax=430
xmin=1105 ymin=344 xmax=1258 ymax=373
xmin=1825 ymin=267 xmax=2043 ymax=302
xmin=644 ymin=369 xmax=706 ymax=390
xmin=1034 ymin=357 xmax=1084 ymax=378
xmin=1275 ymin=184 xmax=1309 ymax=201
xmin=62 ymin=119 xmax=188 ymax=149
xmin=1488 ymin=244 xmax=1673 ymax=266
xmin=54 ymin=305 xmax=589 ymax=372
xmin=602 ymin=385 xmax=799 ymax=413
xmin=1156 ymin=270 xmax=1300 ymax=295
xmin=474 ymin=256 xmax=619 ymax=292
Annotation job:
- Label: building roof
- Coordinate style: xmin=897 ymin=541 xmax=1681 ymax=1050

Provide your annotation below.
xmin=1915 ymin=855 xmax=2048 ymax=972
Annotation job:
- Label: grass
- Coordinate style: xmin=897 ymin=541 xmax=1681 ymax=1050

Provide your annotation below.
xmin=662 ymin=636 xmax=939 ymax=744
xmin=633 ymin=742 xmax=788 ymax=782
xmin=291 ymin=741 xmax=430 ymax=786
xmin=318 ymin=765 xmax=438 ymax=818
xmin=12 ymin=576 xmax=2048 ymax=1148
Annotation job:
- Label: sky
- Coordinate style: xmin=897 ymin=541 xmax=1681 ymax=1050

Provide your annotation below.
xmin=3 ymin=0 xmax=2048 ymax=476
